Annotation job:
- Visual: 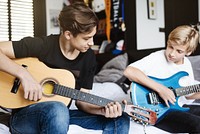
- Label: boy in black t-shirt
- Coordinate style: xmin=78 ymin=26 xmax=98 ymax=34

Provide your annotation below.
xmin=0 ymin=2 xmax=130 ymax=134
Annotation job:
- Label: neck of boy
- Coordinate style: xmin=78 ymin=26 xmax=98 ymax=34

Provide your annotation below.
xmin=59 ymin=35 xmax=80 ymax=60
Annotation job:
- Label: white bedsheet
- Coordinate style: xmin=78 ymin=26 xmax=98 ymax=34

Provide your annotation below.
xmin=68 ymin=82 xmax=170 ymax=134
xmin=0 ymin=124 xmax=10 ymax=134
xmin=68 ymin=121 xmax=170 ymax=134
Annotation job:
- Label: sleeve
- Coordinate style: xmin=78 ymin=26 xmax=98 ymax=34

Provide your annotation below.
xmin=12 ymin=36 xmax=45 ymax=58
xmin=128 ymin=52 xmax=157 ymax=74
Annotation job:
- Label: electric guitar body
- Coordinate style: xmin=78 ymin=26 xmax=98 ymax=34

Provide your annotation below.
xmin=131 ymin=71 xmax=200 ymax=123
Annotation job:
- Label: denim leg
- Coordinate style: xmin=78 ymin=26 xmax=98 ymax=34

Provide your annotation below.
xmin=70 ymin=110 xmax=130 ymax=134
xmin=10 ymin=101 xmax=69 ymax=134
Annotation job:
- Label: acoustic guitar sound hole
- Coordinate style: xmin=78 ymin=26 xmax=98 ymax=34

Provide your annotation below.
xmin=41 ymin=79 xmax=58 ymax=97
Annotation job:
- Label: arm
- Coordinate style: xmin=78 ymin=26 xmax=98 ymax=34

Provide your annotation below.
xmin=75 ymin=88 xmax=123 ymax=118
xmin=124 ymin=66 xmax=176 ymax=107
xmin=186 ymin=92 xmax=200 ymax=100
xmin=0 ymin=41 xmax=42 ymax=101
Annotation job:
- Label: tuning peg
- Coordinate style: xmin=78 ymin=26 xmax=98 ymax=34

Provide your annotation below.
xmin=133 ymin=117 xmax=137 ymax=121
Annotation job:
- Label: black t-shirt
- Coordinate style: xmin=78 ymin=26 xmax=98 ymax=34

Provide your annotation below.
xmin=12 ymin=34 xmax=97 ymax=90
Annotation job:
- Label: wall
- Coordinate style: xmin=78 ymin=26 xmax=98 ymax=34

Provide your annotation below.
xmin=45 ymin=0 xmax=63 ymax=35
xmin=136 ymin=0 xmax=165 ymax=50
xmin=199 ymin=0 xmax=200 ymax=21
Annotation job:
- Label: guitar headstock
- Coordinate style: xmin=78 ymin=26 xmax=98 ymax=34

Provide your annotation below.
xmin=124 ymin=104 xmax=157 ymax=125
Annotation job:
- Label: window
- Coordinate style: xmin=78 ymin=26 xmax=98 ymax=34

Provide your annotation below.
xmin=0 ymin=0 xmax=9 ymax=41
xmin=0 ymin=0 xmax=34 ymax=41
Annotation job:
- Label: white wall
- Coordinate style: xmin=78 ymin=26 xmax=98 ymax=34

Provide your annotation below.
xmin=136 ymin=0 xmax=165 ymax=50
xmin=199 ymin=0 xmax=200 ymax=21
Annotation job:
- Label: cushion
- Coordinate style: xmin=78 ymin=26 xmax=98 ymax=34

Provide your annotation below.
xmin=188 ymin=55 xmax=200 ymax=81
xmin=92 ymin=82 xmax=131 ymax=102
xmin=94 ymin=53 xmax=128 ymax=83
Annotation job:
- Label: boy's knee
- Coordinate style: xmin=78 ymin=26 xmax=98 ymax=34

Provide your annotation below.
xmin=43 ymin=101 xmax=69 ymax=122
xmin=50 ymin=102 xmax=69 ymax=116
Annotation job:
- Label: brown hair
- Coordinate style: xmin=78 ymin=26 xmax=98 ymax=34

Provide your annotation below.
xmin=167 ymin=25 xmax=199 ymax=53
xmin=58 ymin=2 xmax=98 ymax=37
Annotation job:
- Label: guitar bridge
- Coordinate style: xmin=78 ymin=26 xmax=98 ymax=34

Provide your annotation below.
xmin=148 ymin=92 xmax=161 ymax=105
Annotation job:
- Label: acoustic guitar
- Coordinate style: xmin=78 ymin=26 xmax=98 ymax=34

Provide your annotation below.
xmin=0 ymin=58 xmax=157 ymax=125
xmin=131 ymin=71 xmax=200 ymax=123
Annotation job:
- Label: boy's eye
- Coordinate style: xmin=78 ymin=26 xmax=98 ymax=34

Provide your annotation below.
xmin=177 ymin=50 xmax=183 ymax=54
xmin=83 ymin=38 xmax=90 ymax=40
xmin=168 ymin=45 xmax=173 ymax=49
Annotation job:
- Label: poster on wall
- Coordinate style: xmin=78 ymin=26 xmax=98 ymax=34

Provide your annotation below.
xmin=49 ymin=9 xmax=60 ymax=29
xmin=46 ymin=0 xmax=63 ymax=35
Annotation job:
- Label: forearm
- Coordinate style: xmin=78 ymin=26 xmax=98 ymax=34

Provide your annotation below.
xmin=76 ymin=100 xmax=104 ymax=115
xmin=186 ymin=92 xmax=200 ymax=100
xmin=0 ymin=49 xmax=27 ymax=79
xmin=75 ymin=88 xmax=104 ymax=115
xmin=124 ymin=66 xmax=163 ymax=93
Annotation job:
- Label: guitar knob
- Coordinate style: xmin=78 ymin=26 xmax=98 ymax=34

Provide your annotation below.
xmin=155 ymin=109 xmax=159 ymax=112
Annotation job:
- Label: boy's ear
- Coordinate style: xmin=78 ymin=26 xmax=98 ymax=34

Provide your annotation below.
xmin=64 ymin=31 xmax=71 ymax=40
xmin=186 ymin=51 xmax=192 ymax=56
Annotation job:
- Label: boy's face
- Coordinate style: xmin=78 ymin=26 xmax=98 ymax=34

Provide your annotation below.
xmin=69 ymin=26 xmax=97 ymax=52
xmin=165 ymin=42 xmax=190 ymax=65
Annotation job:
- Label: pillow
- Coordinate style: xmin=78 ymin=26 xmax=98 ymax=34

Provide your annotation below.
xmin=94 ymin=53 xmax=128 ymax=83
xmin=188 ymin=55 xmax=200 ymax=81
xmin=92 ymin=82 xmax=131 ymax=102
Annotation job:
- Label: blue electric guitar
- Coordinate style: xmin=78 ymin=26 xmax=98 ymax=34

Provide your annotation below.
xmin=131 ymin=71 xmax=200 ymax=123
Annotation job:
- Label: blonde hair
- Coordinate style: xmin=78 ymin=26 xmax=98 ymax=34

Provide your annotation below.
xmin=167 ymin=25 xmax=199 ymax=53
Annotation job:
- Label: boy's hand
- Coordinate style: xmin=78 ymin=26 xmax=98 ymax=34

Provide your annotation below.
xmin=157 ymin=86 xmax=176 ymax=107
xmin=103 ymin=102 xmax=122 ymax=118
xmin=20 ymin=72 xmax=42 ymax=101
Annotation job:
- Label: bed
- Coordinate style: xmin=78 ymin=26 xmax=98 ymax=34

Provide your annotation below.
xmin=1 ymin=53 xmax=200 ymax=134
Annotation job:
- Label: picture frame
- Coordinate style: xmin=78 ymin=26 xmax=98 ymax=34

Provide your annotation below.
xmin=46 ymin=0 xmax=63 ymax=35
xmin=147 ymin=0 xmax=157 ymax=20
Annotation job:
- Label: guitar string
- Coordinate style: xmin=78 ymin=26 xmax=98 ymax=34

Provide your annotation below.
xmin=143 ymin=124 xmax=147 ymax=134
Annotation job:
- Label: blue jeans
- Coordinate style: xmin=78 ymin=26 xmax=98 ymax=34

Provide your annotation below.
xmin=10 ymin=101 xmax=69 ymax=134
xmin=69 ymin=110 xmax=130 ymax=134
